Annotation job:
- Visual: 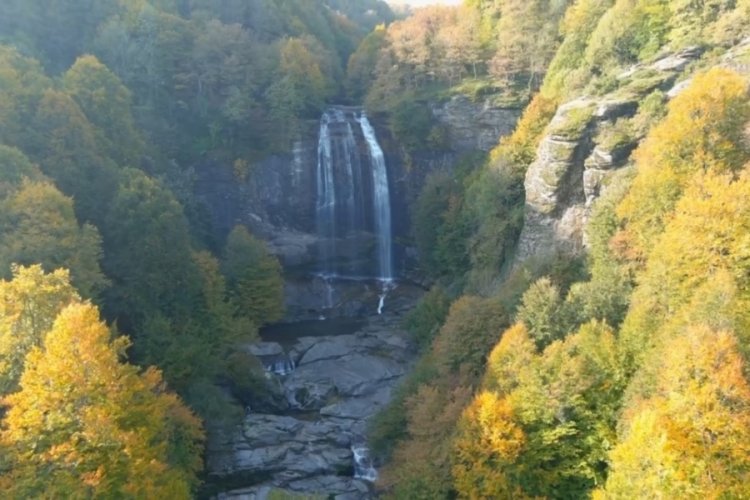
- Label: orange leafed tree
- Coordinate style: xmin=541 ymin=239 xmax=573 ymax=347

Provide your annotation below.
xmin=453 ymin=391 xmax=526 ymax=499
xmin=614 ymin=67 xmax=750 ymax=262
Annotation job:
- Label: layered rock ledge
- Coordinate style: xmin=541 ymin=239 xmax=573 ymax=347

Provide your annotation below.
xmin=206 ymin=296 xmax=418 ymax=500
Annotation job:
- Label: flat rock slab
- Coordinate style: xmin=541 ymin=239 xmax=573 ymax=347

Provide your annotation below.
xmin=209 ymin=313 xmax=418 ymax=500
xmin=320 ymin=386 xmax=393 ymax=420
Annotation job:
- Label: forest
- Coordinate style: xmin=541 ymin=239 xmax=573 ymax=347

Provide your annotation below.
xmin=0 ymin=0 xmax=749 ymax=498
xmin=367 ymin=1 xmax=750 ymax=499
xmin=0 ymin=0 xmax=392 ymax=496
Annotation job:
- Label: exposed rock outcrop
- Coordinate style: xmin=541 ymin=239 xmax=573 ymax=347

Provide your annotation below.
xmin=431 ymin=95 xmax=521 ymax=152
xmin=515 ymin=47 xmax=707 ymax=262
xmin=207 ymin=302 xmax=418 ymax=499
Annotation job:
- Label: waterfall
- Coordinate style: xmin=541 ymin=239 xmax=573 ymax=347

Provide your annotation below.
xmin=342 ymin=120 xmax=365 ymax=234
xmin=351 ymin=442 xmax=378 ymax=482
xmin=259 ymin=354 xmax=296 ymax=376
xmin=358 ymin=113 xmax=393 ymax=281
xmin=315 ymin=107 xmax=395 ymax=313
xmin=316 ymin=113 xmax=335 ymax=275
xmin=314 ymin=108 xmax=395 ymax=280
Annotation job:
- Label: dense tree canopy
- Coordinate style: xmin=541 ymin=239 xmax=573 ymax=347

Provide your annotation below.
xmin=0 ymin=1 xmax=313 ymax=490
xmin=1 ymin=0 xmax=749 ymax=496
xmin=372 ymin=3 xmax=750 ymax=498
xmin=0 ymin=303 xmax=203 ymax=498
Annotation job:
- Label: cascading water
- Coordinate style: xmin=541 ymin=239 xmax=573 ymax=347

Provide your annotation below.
xmin=259 ymin=354 xmax=296 ymax=376
xmin=351 ymin=441 xmax=378 ymax=482
xmin=314 ymin=107 xmax=396 ymax=314
xmin=358 ymin=113 xmax=393 ymax=282
xmin=316 ymin=113 xmax=336 ymax=281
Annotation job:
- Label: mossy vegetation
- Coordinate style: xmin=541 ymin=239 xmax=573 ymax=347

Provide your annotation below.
xmin=548 ymin=104 xmax=596 ymax=140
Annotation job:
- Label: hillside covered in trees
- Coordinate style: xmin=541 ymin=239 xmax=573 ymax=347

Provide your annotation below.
xmin=359 ymin=0 xmax=750 ymax=498
xmin=0 ymin=0 xmax=394 ymax=496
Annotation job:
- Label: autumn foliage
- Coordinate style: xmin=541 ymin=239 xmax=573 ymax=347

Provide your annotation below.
xmin=596 ymin=326 xmax=750 ymax=498
xmin=0 ymin=302 xmax=203 ymax=497
xmin=383 ymin=43 xmax=750 ymax=496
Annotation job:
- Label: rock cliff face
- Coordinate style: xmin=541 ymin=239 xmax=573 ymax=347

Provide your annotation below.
xmin=193 ymin=98 xmax=519 ymax=262
xmin=192 ymin=129 xmax=320 ymax=265
xmin=515 ymin=47 xmax=706 ymax=262
xmin=192 ymin=97 xmax=520 ymax=318
xmin=431 ymin=95 xmax=521 ymax=152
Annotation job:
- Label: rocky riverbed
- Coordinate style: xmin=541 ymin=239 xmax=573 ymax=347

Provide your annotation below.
xmin=206 ymin=282 xmax=422 ymax=499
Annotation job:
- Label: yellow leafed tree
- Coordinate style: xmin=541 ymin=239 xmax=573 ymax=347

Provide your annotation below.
xmin=0 ymin=303 xmax=204 ymax=498
xmin=615 ymin=67 xmax=750 ymax=262
xmin=0 ymin=265 xmax=80 ymax=395
xmin=453 ymin=391 xmax=526 ymax=499
xmin=596 ymin=325 xmax=750 ymax=498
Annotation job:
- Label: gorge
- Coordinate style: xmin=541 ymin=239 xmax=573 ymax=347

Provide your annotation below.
xmin=2 ymin=1 xmax=750 ymax=498
xmin=205 ymin=106 xmax=426 ymax=499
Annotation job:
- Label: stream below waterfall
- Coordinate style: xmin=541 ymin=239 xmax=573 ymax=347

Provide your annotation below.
xmin=205 ymin=281 xmax=423 ymax=500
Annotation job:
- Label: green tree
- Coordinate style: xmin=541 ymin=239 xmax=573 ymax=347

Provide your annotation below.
xmin=541 ymin=0 xmax=615 ymax=97
xmin=432 ymin=295 xmax=509 ymax=376
xmin=268 ymin=36 xmax=334 ymax=121
xmin=413 ymin=170 xmax=470 ymax=283
xmin=0 ymin=47 xmax=51 ymax=152
xmin=584 ymin=0 xmax=670 ymax=71
xmin=346 ymin=25 xmax=387 ymax=100
xmin=0 ymin=180 xmax=107 ymax=298
xmin=465 ymin=165 xmax=525 ymax=293
xmin=62 ymin=54 xmax=145 ymax=166
xmin=93 ymin=4 xmax=194 ymax=158
xmin=0 ymin=145 xmax=44 ymax=199
xmin=32 ymin=89 xmax=120 ymax=225
xmin=188 ymin=19 xmax=265 ymax=149
xmin=0 ymin=0 xmax=119 ymax=73
xmin=668 ymin=0 xmax=739 ymax=47
xmin=404 ymin=286 xmax=452 ymax=348
xmin=516 ymin=277 xmax=570 ymax=349
xmin=102 ymin=168 xmax=200 ymax=327
xmin=222 ymin=225 xmax=284 ymax=327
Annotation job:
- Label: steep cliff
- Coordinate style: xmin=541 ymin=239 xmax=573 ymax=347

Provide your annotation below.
xmin=192 ymin=97 xmax=520 ymax=272
xmin=515 ymin=40 xmax=750 ymax=263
